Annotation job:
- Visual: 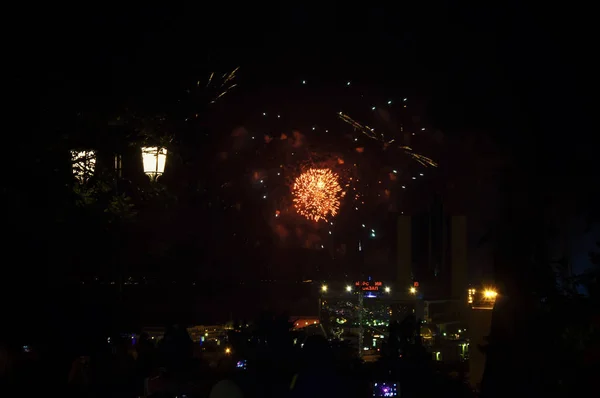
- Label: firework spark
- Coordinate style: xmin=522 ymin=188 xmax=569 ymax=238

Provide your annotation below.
xmin=204 ymin=66 xmax=239 ymax=103
xmin=338 ymin=112 xmax=382 ymax=142
xmin=400 ymin=146 xmax=438 ymax=167
xmin=338 ymin=112 xmax=438 ymax=167
xmin=292 ymin=168 xmax=345 ymax=222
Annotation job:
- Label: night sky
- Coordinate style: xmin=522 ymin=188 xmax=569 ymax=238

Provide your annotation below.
xmin=8 ymin=3 xmax=596 ymax=287
xmin=19 ymin=3 xmax=588 ymax=138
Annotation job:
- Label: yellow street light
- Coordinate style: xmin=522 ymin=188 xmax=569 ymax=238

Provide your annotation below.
xmin=321 ymin=285 xmax=328 ymax=293
xmin=141 ymin=146 xmax=167 ymax=181
xmin=409 ymin=286 xmax=417 ymax=295
xmin=346 ymin=285 xmax=352 ymax=292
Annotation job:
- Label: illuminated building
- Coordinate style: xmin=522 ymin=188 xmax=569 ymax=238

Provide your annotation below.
xmin=468 ymin=305 xmax=493 ymax=391
xmin=468 ymin=286 xmax=498 ymax=310
xmin=292 ymin=317 xmax=320 ymax=329
xmin=396 ymin=193 xmax=467 ymax=300
xmin=465 ymin=285 xmax=498 ymax=390
xmin=395 ymin=207 xmax=475 ymax=371
xmin=318 ymin=281 xmax=399 ymax=358
xmin=451 ymin=216 xmax=468 ymax=299
xmin=397 ymin=215 xmax=412 ymax=291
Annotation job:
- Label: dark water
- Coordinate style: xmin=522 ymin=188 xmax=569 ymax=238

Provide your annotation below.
xmin=4 ymin=281 xmax=319 ymax=348
xmin=59 ymin=282 xmax=317 ymax=327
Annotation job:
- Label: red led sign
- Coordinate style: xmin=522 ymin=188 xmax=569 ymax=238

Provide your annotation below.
xmin=354 ymin=281 xmax=383 ymax=291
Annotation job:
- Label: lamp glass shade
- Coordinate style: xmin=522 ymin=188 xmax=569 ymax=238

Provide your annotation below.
xmin=141 ymin=147 xmax=167 ymax=179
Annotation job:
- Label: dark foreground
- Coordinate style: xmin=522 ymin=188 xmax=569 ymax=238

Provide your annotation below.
xmin=1 ymin=323 xmax=474 ymax=397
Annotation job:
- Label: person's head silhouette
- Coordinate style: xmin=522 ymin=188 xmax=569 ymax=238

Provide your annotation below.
xmin=302 ymin=335 xmax=332 ymax=366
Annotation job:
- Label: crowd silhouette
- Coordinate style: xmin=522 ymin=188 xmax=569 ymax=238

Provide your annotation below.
xmin=1 ymin=311 xmax=479 ymax=397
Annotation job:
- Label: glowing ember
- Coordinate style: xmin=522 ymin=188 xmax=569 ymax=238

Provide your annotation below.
xmin=292 ymin=168 xmax=344 ymax=222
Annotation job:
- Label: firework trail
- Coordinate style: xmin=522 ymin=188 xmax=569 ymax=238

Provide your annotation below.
xmin=202 ymin=66 xmax=240 ymax=103
xmin=338 ymin=111 xmax=438 ymax=167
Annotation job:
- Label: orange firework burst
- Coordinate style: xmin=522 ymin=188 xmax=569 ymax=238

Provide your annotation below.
xmin=292 ymin=168 xmax=344 ymax=222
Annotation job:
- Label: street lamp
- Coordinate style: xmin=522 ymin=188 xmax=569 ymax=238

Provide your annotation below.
xmin=385 ymin=286 xmax=391 ymax=293
xmin=114 ymin=154 xmax=123 ymax=178
xmin=141 ymin=147 xmax=167 ymax=181
xmin=409 ymin=286 xmax=417 ymax=295
xmin=318 ymin=284 xmax=328 ymax=327
xmin=346 ymin=285 xmax=352 ymax=292
xmin=71 ymin=150 xmax=96 ymax=183
xmin=470 ymin=286 xmax=498 ymax=309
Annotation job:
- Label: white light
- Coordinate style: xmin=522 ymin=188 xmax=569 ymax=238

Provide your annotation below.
xmin=312 ymin=127 xmax=316 ymax=130
xmin=346 ymin=285 xmax=352 ymax=292
xmin=263 ymin=195 xmax=266 ymax=199
xmin=371 ymin=106 xmax=376 ymax=110
xmin=325 ymin=129 xmax=329 ymax=132
xmin=347 ymin=81 xmax=351 ymax=86
xmin=302 ymin=80 xmax=306 ymax=84
xmin=141 ymin=147 xmax=167 ymax=180
xmin=321 ymin=285 xmax=328 ymax=292
xmin=403 ymin=98 xmax=407 ymax=101
xmin=71 ymin=150 xmax=96 ymax=183
xmin=393 ymin=170 xmax=397 ymax=174
xmin=420 ymin=173 xmax=424 ymax=176
xmin=328 ymin=231 xmax=332 ymax=235
xmin=412 ymin=177 xmax=416 ymax=180
xmin=277 ymin=114 xmax=280 ymax=118
xmin=421 ymin=128 xmax=425 ymax=131
xmin=263 ymin=112 xmax=266 ymax=116
xmin=402 ymin=185 xmax=406 ymax=189
xmin=387 ymin=100 xmax=392 ymax=105
xmin=385 ymin=287 xmax=391 ymax=293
